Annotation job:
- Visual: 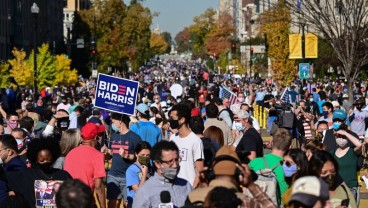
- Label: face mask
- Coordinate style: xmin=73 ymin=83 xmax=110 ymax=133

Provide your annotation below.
xmin=177 ymin=99 xmax=182 ymax=103
xmin=167 ymin=100 xmax=171 ymax=105
xmin=15 ymin=139 xmax=23 ymax=146
xmin=282 ymin=163 xmax=298 ymax=177
xmin=169 ymin=119 xmax=180 ymax=129
xmin=333 ymin=122 xmax=341 ymax=131
xmin=154 ymin=99 xmax=160 ymax=104
xmin=112 ymin=124 xmax=119 ymax=132
xmin=149 ymin=112 xmax=154 ymax=117
xmin=138 ymin=156 xmax=150 ymax=166
xmin=195 ymin=84 xmax=199 ymax=87
xmin=336 ymin=138 xmax=348 ymax=147
xmin=322 ymin=111 xmax=328 ymax=118
xmin=234 ymin=122 xmax=244 ymax=131
xmin=309 ymin=98 xmax=314 ymax=102
xmin=38 ymin=162 xmax=53 ymax=172
xmin=161 ymin=167 xmax=179 ymax=180
xmin=237 ymin=97 xmax=245 ymax=103
xmin=321 ymin=174 xmax=336 ymax=189
xmin=7 ymin=121 xmax=18 ymax=129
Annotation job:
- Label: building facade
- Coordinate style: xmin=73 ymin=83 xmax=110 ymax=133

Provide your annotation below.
xmin=0 ymin=0 xmax=64 ymax=61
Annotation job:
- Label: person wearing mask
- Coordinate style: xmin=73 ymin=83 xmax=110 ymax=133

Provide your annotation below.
xmin=309 ymin=150 xmax=357 ymax=208
xmin=187 ymin=146 xmax=277 ymax=208
xmin=234 ymin=110 xmax=263 ymax=160
xmin=342 ymin=94 xmax=352 ymax=112
xmin=169 ymin=104 xmax=204 ymax=188
xmin=0 ymin=134 xmax=27 ymax=204
xmin=101 ymin=113 xmax=141 ymax=208
xmin=230 ymin=92 xmax=246 ymax=113
xmin=323 ymin=110 xmax=359 ymax=152
xmin=68 ymin=106 xmax=84 ymax=129
xmin=6 ymin=137 xmax=71 ymax=207
xmin=132 ymin=140 xmax=192 ymax=208
xmin=64 ymin=123 xmax=106 ymax=208
xmin=125 ymin=141 xmax=152 ymax=208
xmin=150 ymin=94 xmax=162 ymax=110
xmin=130 ymin=103 xmax=161 ymax=148
xmin=306 ymin=93 xmax=320 ymax=118
xmin=0 ymin=107 xmax=19 ymax=135
xmin=204 ymin=104 xmax=232 ymax=146
xmin=302 ymin=139 xmax=327 ymax=161
xmin=240 ymin=103 xmax=261 ymax=133
xmin=57 ymin=96 xmax=71 ymax=112
xmin=349 ymin=98 xmax=368 ymax=140
xmin=315 ymin=102 xmax=334 ymax=129
xmin=249 ymin=128 xmax=292 ymax=200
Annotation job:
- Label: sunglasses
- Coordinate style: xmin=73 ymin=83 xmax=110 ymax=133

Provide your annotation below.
xmin=283 ymin=161 xmax=295 ymax=167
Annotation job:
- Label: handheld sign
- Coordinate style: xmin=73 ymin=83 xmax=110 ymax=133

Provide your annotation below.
xmin=95 ymin=74 xmax=139 ymax=115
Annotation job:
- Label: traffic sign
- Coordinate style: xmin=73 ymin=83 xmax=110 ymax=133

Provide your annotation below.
xmin=76 ymin=39 xmax=84 ymax=48
xmin=299 ymin=63 xmax=310 ymax=79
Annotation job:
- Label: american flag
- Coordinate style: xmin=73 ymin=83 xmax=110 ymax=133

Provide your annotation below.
xmin=219 ymin=86 xmax=237 ymax=105
xmin=280 ymin=88 xmax=290 ymax=104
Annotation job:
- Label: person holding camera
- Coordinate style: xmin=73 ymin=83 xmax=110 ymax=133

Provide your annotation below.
xmin=186 ymin=146 xmax=276 ymax=208
xmin=294 ymin=102 xmax=315 ymax=143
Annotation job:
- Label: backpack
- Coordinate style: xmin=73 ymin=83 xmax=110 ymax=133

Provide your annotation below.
xmin=201 ymin=137 xmax=216 ymax=167
xmin=278 ymin=109 xmax=294 ymax=129
xmin=247 ymin=157 xmax=281 ymax=206
xmin=218 ymin=108 xmax=234 ymax=124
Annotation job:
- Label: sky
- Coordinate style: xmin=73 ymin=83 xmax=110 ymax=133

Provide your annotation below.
xmin=142 ymin=0 xmax=219 ymax=38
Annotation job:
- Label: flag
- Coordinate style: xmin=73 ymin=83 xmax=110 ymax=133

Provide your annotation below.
xmin=289 ymin=34 xmax=302 ymax=59
xmin=280 ymin=88 xmax=290 ymax=104
xmin=297 ymin=0 xmax=301 ymax=11
xmin=219 ymin=86 xmax=237 ymax=105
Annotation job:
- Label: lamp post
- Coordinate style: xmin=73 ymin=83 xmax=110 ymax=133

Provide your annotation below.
xmin=31 ymin=3 xmax=39 ymax=101
xmin=300 ymin=18 xmax=306 ymax=62
xmin=65 ymin=22 xmax=72 ymax=58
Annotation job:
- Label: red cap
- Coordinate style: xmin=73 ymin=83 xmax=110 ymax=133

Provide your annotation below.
xmin=81 ymin=123 xmax=99 ymax=140
xmin=96 ymin=123 xmax=106 ymax=133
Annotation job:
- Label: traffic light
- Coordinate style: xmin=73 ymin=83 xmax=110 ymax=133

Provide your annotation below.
xmin=231 ymin=43 xmax=236 ymax=54
xmin=92 ymin=49 xmax=96 ymax=55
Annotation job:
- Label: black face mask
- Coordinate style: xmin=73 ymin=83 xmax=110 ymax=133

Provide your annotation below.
xmin=321 ymin=174 xmax=336 ymax=189
xmin=38 ymin=162 xmax=53 ymax=172
xmin=169 ymin=119 xmax=180 ymax=129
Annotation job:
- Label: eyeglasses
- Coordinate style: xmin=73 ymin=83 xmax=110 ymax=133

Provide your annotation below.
xmin=159 ymin=158 xmax=181 ymax=167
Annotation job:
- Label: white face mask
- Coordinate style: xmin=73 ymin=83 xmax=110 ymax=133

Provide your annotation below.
xmin=154 ymin=99 xmax=160 ymax=104
xmin=234 ymin=122 xmax=244 ymax=131
xmin=237 ymin=97 xmax=245 ymax=103
xmin=336 ymin=138 xmax=348 ymax=147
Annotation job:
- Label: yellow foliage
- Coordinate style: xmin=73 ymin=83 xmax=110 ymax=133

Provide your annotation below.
xmin=150 ymin=32 xmax=168 ymax=55
xmin=262 ymin=1 xmax=297 ymax=86
xmin=54 ymin=55 xmax=78 ymax=86
xmin=8 ymin=48 xmax=33 ymax=87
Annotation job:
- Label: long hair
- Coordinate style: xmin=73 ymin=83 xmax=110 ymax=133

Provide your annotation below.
xmin=60 ymin=129 xmax=81 ymax=156
xmin=285 ymin=148 xmax=309 ymax=183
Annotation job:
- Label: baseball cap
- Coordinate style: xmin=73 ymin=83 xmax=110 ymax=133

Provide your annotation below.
xmin=332 ymin=109 xmax=347 ymax=121
xmin=234 ymin=110 xmax=249 ymax=120
xmin=342 ymin=94 xmax=348 ymax=98
xmin=188 ymin=98 xmax=195 ymax=103
xmin=331 ymin=101 xmax=340 ymax=107
xmin=136 ymin=103 xmax=149 ymax=114
xmin=213 ymin=146 xmax=241 ymax=175
xmin=288 ymin=176 xmax=329 ymax=207
xmin=81 ymin=123 xmax=99 ymax=140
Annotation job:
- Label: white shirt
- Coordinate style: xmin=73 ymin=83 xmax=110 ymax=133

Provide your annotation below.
xmin=170 ymin=132 xmax=204 ymax=187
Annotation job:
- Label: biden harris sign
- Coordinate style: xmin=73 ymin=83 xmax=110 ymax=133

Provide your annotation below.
xmin=95 ymin=74 xmax=139 ymax=115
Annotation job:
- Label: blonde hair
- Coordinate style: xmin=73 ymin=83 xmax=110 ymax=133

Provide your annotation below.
xmin=60 ymin=128 xmax=81 ymax=156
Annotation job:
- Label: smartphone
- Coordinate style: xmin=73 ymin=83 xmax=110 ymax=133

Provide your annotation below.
xmin=341 ymin=198 xmax=349 ymax=207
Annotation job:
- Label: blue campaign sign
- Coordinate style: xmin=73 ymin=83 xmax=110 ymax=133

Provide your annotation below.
xmin=95 ymin=74 xmax=139 ymax=115
xmin=299 ymin=63 xmax=310 ymax=79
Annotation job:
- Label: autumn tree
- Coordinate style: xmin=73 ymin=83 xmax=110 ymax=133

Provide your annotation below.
xmin=262 ymin=1 xmax=296 ymax=85
xmin=175 ymin=27 xmax=192 ymax=53
xmin=161 ymin=32 xmax=172 ymax=53
xmin=150 ymin=32 xmax=169 ymax=56
xmin=34 ymin=44 xmax=56 ymax=89
xmin=54 ymin=55 xmax=78 ymax=86
xmin=189 ymin=8 xmax=216 ymax=58
xmin=0 ymin=62 xmax=12 ymax=88
xmin=8 ymin=48 xmax=33 ymax=87
xmin=205 ymin=12 xmax=234 ymax=57
xmin=285 ymin=0 xmax=368 ymax=102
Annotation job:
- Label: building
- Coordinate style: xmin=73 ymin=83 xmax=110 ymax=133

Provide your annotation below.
xmin=63 ymin=0 xmax=91 ymax=41
xmin=0 ymin=0 xmax=64 ymax=61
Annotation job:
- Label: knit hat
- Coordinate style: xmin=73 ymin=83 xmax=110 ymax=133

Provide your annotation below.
xmin=213 ymin=146 xmax=241 ymax=175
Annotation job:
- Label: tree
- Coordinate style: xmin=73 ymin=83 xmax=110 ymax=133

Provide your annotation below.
xmin=175 ymin=27 xmax=191 ymax=53
xmin=54 ymin=55 xmax=78 ymax=86
xmin=205 ymin=12 xmax=235 ymax=57
xmin=34 ymin=44 xmax=56 ymax=89
xmin=8 ymin=48 xmax=33 ymax=87
xmin=285 ymin=0 xmax=368 ymax=101
xmin=0 ymin=62 xmax=12 ymax=88
xmin=189 ymin=8 xmax=216 ymax=58
xmin=161 ymin=32 xmax=172 ymax=53
xmin=262 ymin=1 xmax=296 ymax=85
xmin=150 ymin=32 xmax=169 ymax=55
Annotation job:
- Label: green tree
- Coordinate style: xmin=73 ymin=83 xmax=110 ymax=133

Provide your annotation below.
xmin=34 ymin=44 xmax=56 ymax=89
xmin=0 ymin=62 xmax=12 ymax=88
xmin=161 ymin=32 xmax=172 ymax=53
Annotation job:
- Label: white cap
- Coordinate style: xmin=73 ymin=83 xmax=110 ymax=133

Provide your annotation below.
xmin=342 ymin=94 xmax=348 ymax=98
xmin=332 ymin=101 xmax=340 ymax=107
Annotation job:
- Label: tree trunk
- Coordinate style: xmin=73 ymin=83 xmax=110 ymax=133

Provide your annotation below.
xmin=347 ymin=77 xmax=354 ymax=104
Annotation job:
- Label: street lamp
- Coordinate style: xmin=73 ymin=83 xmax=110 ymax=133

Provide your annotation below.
xmin=65 ymin=22 xmax=72 ymax=58
xmin=300 ymin=18 xmax=306 ymax=62
xmin=31 ymin=3 xmax=39 ymax=101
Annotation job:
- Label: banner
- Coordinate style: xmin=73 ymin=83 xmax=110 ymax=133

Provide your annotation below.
xmin=305 ymin=33 xmax=318 ymax=58
xmin=289 ymin=34 xmax=302 ymax=59
xmin=95 ymin=74 xmax=139 ymax=115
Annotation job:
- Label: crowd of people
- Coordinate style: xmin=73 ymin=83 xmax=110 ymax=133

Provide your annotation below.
xmin=0 ymin=65 xmax=368 ymax=208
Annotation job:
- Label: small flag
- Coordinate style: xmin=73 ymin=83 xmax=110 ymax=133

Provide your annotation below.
xmin=280 ymin=88 xmax=290 ymax=104
xmin=219 ymin=86 xmax=237 ymax=105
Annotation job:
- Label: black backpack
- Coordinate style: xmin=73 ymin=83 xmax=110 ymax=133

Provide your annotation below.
xmin=201 ymin=137 xmax=216 ymax=167
xmin=218 ymin=108 xmax=234 ymax=124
